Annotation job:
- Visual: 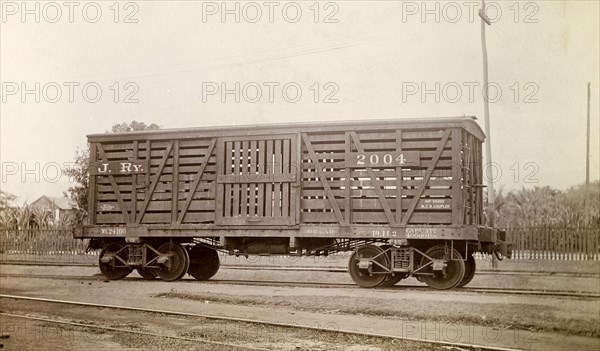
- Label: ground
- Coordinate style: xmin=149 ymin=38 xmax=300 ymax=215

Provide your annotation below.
xmin=0 ymin=262 xmax=599 ymax=350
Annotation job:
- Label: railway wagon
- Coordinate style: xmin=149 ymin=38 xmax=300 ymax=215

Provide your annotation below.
xmin=77 ymin=116 xmax=511 ymax=289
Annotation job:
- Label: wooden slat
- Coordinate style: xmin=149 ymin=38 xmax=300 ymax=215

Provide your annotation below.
xmin=451 ymin=128 xmax=462 ymax=225
xmin=303 ymin=149 xmax=452 ymax=161
xmin=97 ymin=144 xmax=130 ymax=224
xmin=145 ymin=140 xmax=151 ymax=198
xmin=223 ymin=141 xmax=232 ymax=218
xmin=273 ymin=139 xmax=282 ymax=217
xmin=301 ymin=169 xmax=456 ymax=179
xmin=232 ymin=141 xmax=241 ymax=217
xmin=171 ymin=140 xmax=179 ymax=223
xmin=401 ymin=129 xmax=451 ymax=226
xmin=257 ymin=140 xmax=265 ymax=217
xmin=248 ymin=140 xmax=257 ymax=216
xmin=300 ymin=178 xmax=455 ymax=189
xmin=350 ymin=132 xmax=396 ymax=225
xmin=265 ymin=140 xmax=273 ymax=217
xmin=88 ymin=143 xmax=97 ymax=225
xmin=292 ymin=134 xmax=301 ymax=224
xmin=467 ymin=134 xmax=474 ymax=224
xmin=240 ymin=141 xmax=249 ymax=216
xmin=177 ymin=139 xmax=216 ymax=223
xmin=306 ymin=139 xmax=451 ymax=153
xmin=136 ymin=141 xmax=174 ymax=224
xmin=217 ymin=173 xmax=296 ymax=184
xmin=301 ymin=133 xmax=344 ymax=224
xmin=97 ymin=212 xmax=216 ymax=225
xmin=301 ymin=211 xmax=451 ymax=224
xmin=302 ymin=198 xmax=452 ymax=211
xmin=396 ymin=130 xmax=403 ymax=225
xmin=131 ymin=140 xmax=138 ymax=223
xmin=282 ymin=139 xmax=290 ymax=218
xmin=301 ymin=188 xmax=453 ymax=197
xmin=344 ymin=132 xmax=351 ymax=225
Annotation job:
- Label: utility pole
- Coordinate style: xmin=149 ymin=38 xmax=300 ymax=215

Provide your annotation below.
xmin=586 ymin=82 xmax=591 ymax=188
xmin=479 ymin=0 xmax=497 ymax=267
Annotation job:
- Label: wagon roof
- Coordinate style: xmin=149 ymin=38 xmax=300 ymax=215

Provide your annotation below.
xmin=88 ymin=116 xmax=485 ymax=142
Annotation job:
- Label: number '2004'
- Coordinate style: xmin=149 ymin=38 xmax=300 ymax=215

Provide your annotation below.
xmin=356 ymin=154 xmax=405 ymax=165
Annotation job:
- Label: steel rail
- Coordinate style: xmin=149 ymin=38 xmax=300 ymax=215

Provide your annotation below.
xmin=0 ymin=294 xmax=523 ymax=351
xmin=1 ymin=261 xmax=598 ymax=278
xmin=0 ymin=312 xmax=269 ymax=351
xmin=1 ymin=273 xmax=598 ymax=299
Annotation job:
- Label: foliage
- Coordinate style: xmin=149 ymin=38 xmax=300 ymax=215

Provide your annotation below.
xmin=0 ymin=190 xmax=17 ymax=211
xmin=62 ymin=121 xmax=161 ymax=226
xmin=490 ymin=181 xmax=600 ymax=230
xmin=0 ymin=200 xmax=78 ymax=230
xmin=109 ymin=121 xmax=160 ymax=133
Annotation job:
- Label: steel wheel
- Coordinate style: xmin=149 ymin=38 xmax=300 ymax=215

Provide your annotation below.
xmin=156 ymin=242 xmax=190 ymax=282
xmin=136 ymin=268 xmax=159 ymax=280
xmin=457 ymin=254 xmax=476 ymax=288
xmin=348 ymin=245 xmax=390 ymax=288
xmin=188 ymin=245 xmax=220 ymax=281
xmin=99 ymin=242 xmax=132 ymax=280
xmin=419 ymin=245 xmax=465 ymax=290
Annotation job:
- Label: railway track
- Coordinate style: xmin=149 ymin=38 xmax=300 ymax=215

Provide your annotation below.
xmin=2 ymin=261 xmax=599 ymax=278
xmin=0 ymin=312 xmax=269 ymax=351
xmin=0 ymin=294 xmax=522 ymax=351
xmin=2 ymin=272 xmax=598 ymax=299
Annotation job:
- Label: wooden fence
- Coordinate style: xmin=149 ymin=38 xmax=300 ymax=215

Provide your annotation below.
xmin=0 ymin=227 xmax=598 ymax=264
xmin=506 ymin=227 xmax=599 ymax=261
xmin=0 ymin=229 xmax=97 ymax=264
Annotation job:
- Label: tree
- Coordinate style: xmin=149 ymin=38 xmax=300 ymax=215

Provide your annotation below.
xmin=0 ymin=190 xmax=18 ymax=228
xmin=63 ymin=121 xmax=161 ymax=225
xmin=0 ymin=190 xmax=17 ymax=212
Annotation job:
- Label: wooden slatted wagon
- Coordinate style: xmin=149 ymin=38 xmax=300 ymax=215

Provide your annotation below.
xmin=77 ymin=116 xmax=511 ymax=289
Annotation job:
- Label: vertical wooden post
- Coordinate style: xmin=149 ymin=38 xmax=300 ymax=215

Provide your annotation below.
xmin=344 ymin=132 xmax=352 ymax=225
xmin=132 ymin=140 xmax=138 ymax=224
xmin=171 ymin=140 xmax=179 ymax=223
xmin=87 ymin=143 xmax=97 ymax=225
xmin=396 ymin=129 xmax=403 ymax=226
xmin=451 ymin=129 xmax=462 ymax=226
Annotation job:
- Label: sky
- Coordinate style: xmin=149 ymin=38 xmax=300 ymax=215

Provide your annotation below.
xmin=1 ymin=0 xmax=599 ymax=205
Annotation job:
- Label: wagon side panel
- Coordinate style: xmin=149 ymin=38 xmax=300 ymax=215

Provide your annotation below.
xmin=299 ymin=126 xmax=464 ymax=226
xmin=90 ymin=137 xmax=218 ymax=226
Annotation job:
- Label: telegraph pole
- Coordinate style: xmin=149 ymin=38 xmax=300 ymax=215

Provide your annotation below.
xmin=586 ymin=82 xmax=591 ymax=188
xmin=479 ymin=1 xmax=494 ymax=224
xmin=479 ymin=0 xmax=497 ymax=267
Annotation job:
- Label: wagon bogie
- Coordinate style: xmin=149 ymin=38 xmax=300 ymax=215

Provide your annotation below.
xmin=80 ymin=117 xmax=512 ymax=289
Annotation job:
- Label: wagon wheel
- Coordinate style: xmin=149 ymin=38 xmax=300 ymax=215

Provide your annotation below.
xmin=136 ymin=268 xmax=159 ymax=280
xmin=456 ymin=254 xmax=476 ymax=288
xmin=156 ymin=242 xmax=190 ymax=282
xmin=99 ymin=242 xmax=132 ymax=280
xmin=188 ymin=245 xmax=220 ymax=281
xmin=418 ymin=245 xmax=465 ymax=290
xmin=348 ymin=245 xmax=390 ymax=288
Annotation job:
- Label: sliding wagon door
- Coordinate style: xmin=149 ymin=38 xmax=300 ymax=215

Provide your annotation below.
xmin=216 ymin=135 xmax=300 ymax=226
